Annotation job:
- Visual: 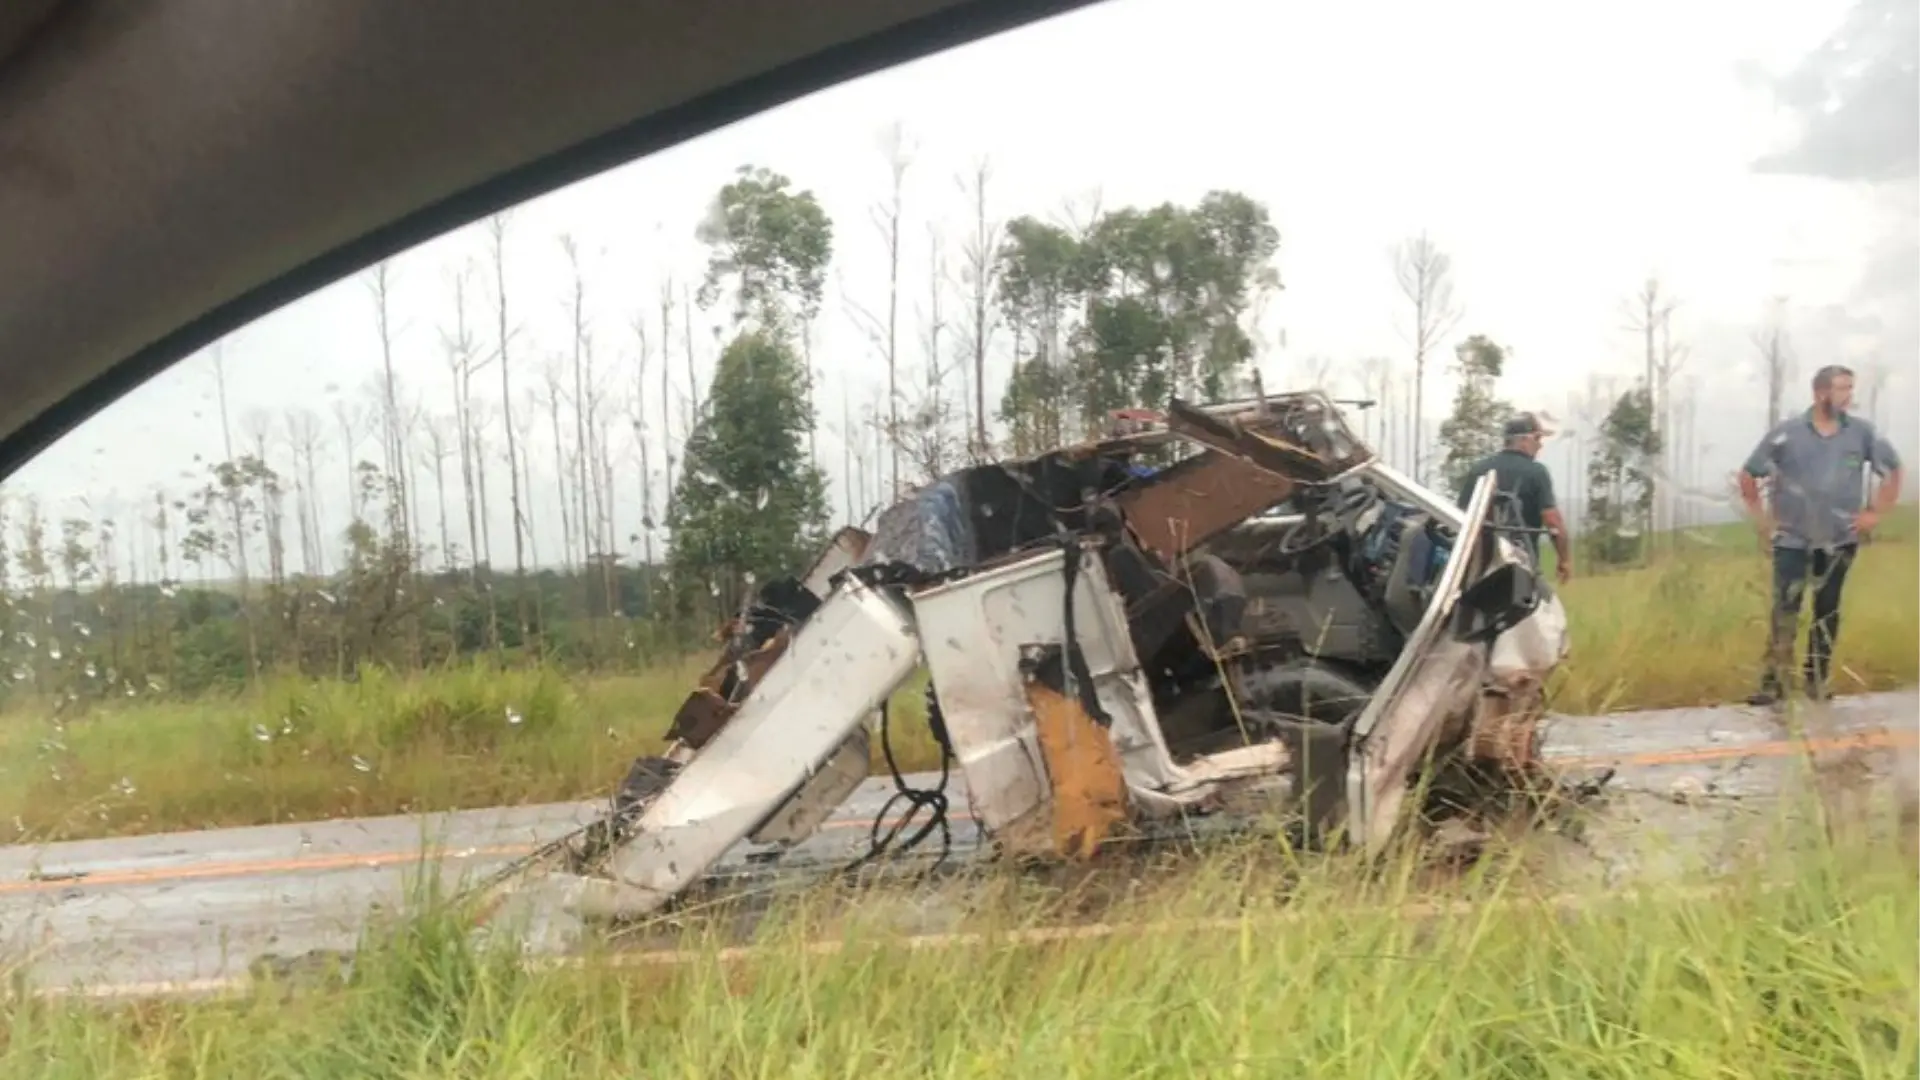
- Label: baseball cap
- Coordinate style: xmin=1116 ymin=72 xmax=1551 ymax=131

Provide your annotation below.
xmin=1503 ymin=412 xmax=1554 ymax=439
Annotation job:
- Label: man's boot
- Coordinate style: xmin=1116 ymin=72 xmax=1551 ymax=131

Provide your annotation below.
xmin=1803 ymin=657 xmax=1830 ymax=703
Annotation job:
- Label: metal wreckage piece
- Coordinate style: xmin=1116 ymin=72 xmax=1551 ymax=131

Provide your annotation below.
xmin=472 ymin=390 xmax=1585 ymax=936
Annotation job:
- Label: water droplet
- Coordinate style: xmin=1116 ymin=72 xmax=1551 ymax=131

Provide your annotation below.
xmin=17 ymin=632 xmax=33 ymax=649
xmin=708 ymin=580 xmax=721 ymax=597
xmin=47 ymin=645 xmax=62 ymax=661
xmin=11 ymin=667 xmax=29 ymax=683
xmin=280 ymin=716 xmax=294 ymax=736
xmin=116 ymin=777 xmax=137 ymax=798
xmin=351 ymin=755 xmax=373 ymax=773
xmin=84 ymin=663 xmax=97 ymax=679
xmin=76 ymin=624 xmax=92 ymax=639
xmin=159 ymin=581 xmax=178 ymax=598
xmin=317 ymin=590 xmax=337 ymax=605
xmin=743 ymin=570 xmax=757 ymax=588
xmin=146 ymin=677 xmax=165 ymax=693
xmin=755 ymin=489 xmax=770 ymax=510
xmin=253 ymin=724 xmax=273 ymax=743
xmin=505 ymin=706 xmax=523 ymax=727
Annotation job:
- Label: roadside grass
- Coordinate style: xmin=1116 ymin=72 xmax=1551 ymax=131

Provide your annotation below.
xmin=3 ymin=783 xmax=1914 ymax=1078
xmin=1 ymin=513 xmax=1913 ymax=843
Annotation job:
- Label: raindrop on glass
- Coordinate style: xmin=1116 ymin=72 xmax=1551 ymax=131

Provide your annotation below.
xmin=505 ymin=706 xmax=524 ymax=727
xmin=116 ymin=777 xmax=137 ymax=798
xmin=252 ymin=724 xmax=273 ymax=743
xmin=351 ymin=755 xmax=373 ymax=774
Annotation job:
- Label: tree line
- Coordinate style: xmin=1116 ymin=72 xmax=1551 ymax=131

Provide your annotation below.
xmin=0 ymin=138 xmax=1878 ymax=709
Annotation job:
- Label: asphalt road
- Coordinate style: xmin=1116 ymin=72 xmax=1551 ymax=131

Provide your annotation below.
xmin=3 ymin=690 xmax=1915 ymax=1000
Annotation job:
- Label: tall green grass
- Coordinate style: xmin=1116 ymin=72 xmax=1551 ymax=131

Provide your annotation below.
xmin=4 ymin=782 xmax=1914 ymax=1078
xmin=1 ymin=522 xmax=1913 ymax=843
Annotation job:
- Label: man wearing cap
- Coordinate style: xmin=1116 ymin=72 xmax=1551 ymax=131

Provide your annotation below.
xmin=1454 ymin=413 xmax=1573 ymax=585
xmin=1738 ymin=364 xmax=1904 ymax=704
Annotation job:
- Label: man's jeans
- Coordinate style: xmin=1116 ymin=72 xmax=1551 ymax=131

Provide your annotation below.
xmin=1759 ymin=542 xmax=1857 ymax=698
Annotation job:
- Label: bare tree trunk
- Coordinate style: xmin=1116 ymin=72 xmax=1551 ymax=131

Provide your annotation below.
xmin=659 ymin=278 xmax=677 ymax=529
xmin=210 ymin=345 xmax=262 ymax=681
xmin=631 ymin=315 xmax=656 ymax=570
xmin=486 ymin=214 xmax=528 ymax=586
xmin=876 ymin=121 xmax=915 ymax=498
xmin=1392 ymin=232 xmax=1464 ymax=485
xmin=1755 ymin=296 xmax=1794 ymax=430
xmin=472 ymin=411 xmax=495 ymax=569
xmin=683 ymin=282 xmax=702 ymax=428
xmin=366 ymin=261 xmax=411 ymax=544
xmin=955 ymin=157 xmax=1001 ymax=461
xmin=541 ymin=359 xmax=576 ymax=572
xmin=513 ymin=389 xmax=542 ymax=571
xmin=440 ymin=267 xmax=488 ymax=577
xmin=563 ymin=235 xmax=595 ymax=571
xmin=284 ymin=408 xmax=325 ymax=576
xmin=597 ymin=407 xmax=619 ymax=615
xmin=1622 ymin=277 xmax=1681 ymax=541
xmin=426 ymin=416 xmax=453 ymax=572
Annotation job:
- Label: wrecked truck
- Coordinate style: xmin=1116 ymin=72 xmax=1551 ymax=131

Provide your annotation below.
xmin=485 ymin=390 xmax=1572 ymax=925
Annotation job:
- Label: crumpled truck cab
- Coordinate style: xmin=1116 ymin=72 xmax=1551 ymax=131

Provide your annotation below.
xmin=500 ymin=390 xmax=1572 ymax=924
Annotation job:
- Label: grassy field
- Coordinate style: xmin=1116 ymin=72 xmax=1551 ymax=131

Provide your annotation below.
xmin=3 ymin=786 xmax=1914 ymax=1078
xmin=1 ymin=510 xmax=1914 ymax=843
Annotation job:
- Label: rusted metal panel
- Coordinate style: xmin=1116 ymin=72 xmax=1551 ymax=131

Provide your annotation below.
xmin=1467 ymin=674 xmax=1547 ymax=775
xmin=1024 ymin=680 xmax=1131 ymax=860
xmin=1114 ymin=449 xmax=1295 ymax=564
xmin=1165 ymin=397 xmax=1371 ymax=481
xmin=666 ymin=627 xmax=793 ymax=748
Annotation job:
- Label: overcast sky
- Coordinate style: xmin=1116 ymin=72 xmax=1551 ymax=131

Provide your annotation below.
xmin=6 ymin=0 xmax=1915 ymax=574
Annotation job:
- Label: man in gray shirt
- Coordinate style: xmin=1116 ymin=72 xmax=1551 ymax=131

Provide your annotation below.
xmin=1738 ymin=364 xmax=1904 ymax=704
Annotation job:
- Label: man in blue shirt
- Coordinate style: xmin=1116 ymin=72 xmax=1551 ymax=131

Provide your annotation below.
xmin=1738 ymin=364 xmax=1904 ymax=704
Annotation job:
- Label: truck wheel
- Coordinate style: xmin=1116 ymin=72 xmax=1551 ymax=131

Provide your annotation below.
xmin=1230 ymin=659 xmax=1372 ymax=851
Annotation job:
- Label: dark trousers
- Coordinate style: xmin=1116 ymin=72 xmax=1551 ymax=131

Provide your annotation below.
xmin=1760 ymin=542 xmax=1857 ymax=694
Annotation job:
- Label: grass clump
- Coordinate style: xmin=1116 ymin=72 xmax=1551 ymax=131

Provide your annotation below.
xmin=3 ymin=786 xmax=1914 ymax=1077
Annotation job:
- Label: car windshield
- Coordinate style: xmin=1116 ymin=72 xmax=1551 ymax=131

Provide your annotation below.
xmin=0 ymin=1 xmax=1915 ymax=1069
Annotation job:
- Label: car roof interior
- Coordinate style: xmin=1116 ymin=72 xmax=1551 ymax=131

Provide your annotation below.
xmin=0 ymin=0 xmax=1094 ymax=483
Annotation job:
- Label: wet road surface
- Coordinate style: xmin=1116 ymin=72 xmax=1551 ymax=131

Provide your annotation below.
xmin=3 ymin=690 xmax=1914 ymax=999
